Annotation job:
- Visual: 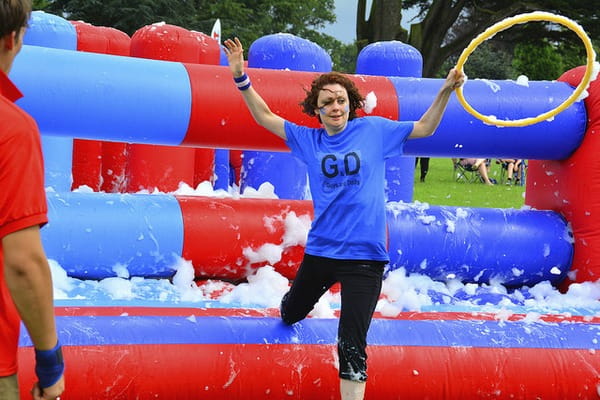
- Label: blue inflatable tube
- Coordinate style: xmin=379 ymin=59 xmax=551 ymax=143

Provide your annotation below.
xmin=398 ymin=77 xmax=587 ymax=160
xmin=40 ymin=193 xmax=572 ymax=286
xmin=387 ymin=203 xmax=573 ymax=286
xmin=16 ymin=304 xmax=600 ymax=399
xmin=20 ymin=313 xmax=598 ymax=349
xmin=10 ymin=46 xmax=586 ymax=161
xmin=42 ymin=192 xmax=184 ymax=279
xmin=11 ymin=45 xmax=192 ymax=145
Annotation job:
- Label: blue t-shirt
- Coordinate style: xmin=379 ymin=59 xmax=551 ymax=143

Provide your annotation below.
xmin=285 ymin=116 xmax=413 ymax=262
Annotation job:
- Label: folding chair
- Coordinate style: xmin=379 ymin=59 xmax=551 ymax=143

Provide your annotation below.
xmin=498 ymin=159 xmax=526 ymax=185
xmin=517 ymin=160 xmax=527 ymax=186
xmin=452 ymin=158 xmax=481 ymax=183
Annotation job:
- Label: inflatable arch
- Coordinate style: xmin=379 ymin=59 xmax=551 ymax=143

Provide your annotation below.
xmin=12 ymin=11 xmax=600 ymax=399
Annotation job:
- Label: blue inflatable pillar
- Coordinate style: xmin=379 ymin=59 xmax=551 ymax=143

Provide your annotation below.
xmin=356 ymin=41 xmax=423 ymax=202
xmin=22 ymin=11 xmax=76 ymax=191
xmin=241 ymin=34 xmax=332 ymax=199
xmin=213 ymin=148 xmax=230 ymax=190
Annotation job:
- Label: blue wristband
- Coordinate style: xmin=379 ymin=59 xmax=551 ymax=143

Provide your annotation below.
xmin=233 ymin=73 xmax=252 ymax=91
xmin=35 ymin=341 xmax=64 ymax=389
xmin=233 ymin=73 xmax=248 ymax=83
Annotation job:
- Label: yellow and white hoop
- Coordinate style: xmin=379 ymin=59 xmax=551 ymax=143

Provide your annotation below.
xmin=455 ymin=11 xmax=597 ymax=127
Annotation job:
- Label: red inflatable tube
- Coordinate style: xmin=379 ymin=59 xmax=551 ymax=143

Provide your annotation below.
xmin=17 ymin=344 xmax=598 ymax=399
xmin=21 ymin=342 xmax=600 ymax=400
xmin=18 ymin=302 xmax=600 ymax=400
xmin=526 ymin=66 xmax=600 ymax=284
xmin=181 ymin=65 xmax=399 ymax=151
xmin=178 ymin=196 xmax=314 ymax=280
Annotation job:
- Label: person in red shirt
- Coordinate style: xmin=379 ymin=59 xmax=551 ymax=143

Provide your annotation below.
xmin=0 ymin=1 xmax=65 ymax=399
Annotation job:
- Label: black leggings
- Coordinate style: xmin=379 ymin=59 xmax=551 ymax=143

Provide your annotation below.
xmin=280 ymin=254 xmax=384 ymax=382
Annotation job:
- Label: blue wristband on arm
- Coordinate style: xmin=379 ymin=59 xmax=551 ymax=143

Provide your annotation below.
xmin=233 ymin=73 xmax=252 ymax=91
xmin=35 ymin=341 xmax=64 ymax=389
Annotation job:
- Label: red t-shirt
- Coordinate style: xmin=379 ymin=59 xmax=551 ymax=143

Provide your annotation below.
xmin=0 ymin=70 xmax=48 ymax=376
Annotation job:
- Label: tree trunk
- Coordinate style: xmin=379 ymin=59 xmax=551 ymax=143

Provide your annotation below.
xmin=358 ymin=0 xmax=541 ymax=77
xmin=356 ymin=0 xmax=406 ymax=52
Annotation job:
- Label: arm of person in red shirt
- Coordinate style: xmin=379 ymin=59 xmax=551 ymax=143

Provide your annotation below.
xmin=3 ymin=225 xmax=65 ymax=399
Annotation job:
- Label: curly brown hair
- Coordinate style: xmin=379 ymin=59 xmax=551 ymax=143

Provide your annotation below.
xmin=300 ymin=72 xmax=365 ymax=121
xmin=0 ymin=0 xmax=31 ymax=38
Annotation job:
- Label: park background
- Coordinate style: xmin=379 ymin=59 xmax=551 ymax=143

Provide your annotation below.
xmin=33 ymin=0 xmax=598 ymax=211
xmin=13 ymin=3 xmax=600 ymax=398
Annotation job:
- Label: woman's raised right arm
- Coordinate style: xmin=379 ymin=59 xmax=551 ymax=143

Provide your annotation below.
xmin=223 ymin=38 xmax=286 ymax=140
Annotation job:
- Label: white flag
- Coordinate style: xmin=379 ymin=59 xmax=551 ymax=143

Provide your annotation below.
xmin=210 ymin=18 xmax=222 ymax=44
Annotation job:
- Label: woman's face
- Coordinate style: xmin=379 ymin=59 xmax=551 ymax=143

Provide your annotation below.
xmin=316 ymin=83 xmax=350 ymax=135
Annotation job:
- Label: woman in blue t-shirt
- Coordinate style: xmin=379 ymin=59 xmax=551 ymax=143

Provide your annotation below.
xmin=224 ymin=37 xmax=463 ymax=400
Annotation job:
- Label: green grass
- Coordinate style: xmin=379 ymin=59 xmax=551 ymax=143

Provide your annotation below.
xmin=412 ymin=158 xmax=526 ymax=209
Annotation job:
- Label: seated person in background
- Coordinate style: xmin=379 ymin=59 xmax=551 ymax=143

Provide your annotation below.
xmin=460 ymin=158 xmax=494 ymax=185
xmin=498 ymin=159 xmax=523 ymax=185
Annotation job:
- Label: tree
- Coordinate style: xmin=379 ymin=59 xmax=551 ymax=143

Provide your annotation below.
xmin=38 ymin=0 xmax=356 ymax=70
xmin=33 ymin=0 xmax=50 ymax=8
xmin=357 ymin=0 xmax=600 ymax=78
xmin=41 ymin=0 xmax=190 ymax=35
xmin=512 ymin=41 xmax=564 ymax=80
xmin=356 ymin=0 xmax=407 ymax=48
xmin=439 ymin=41 xmax=515 ymax=80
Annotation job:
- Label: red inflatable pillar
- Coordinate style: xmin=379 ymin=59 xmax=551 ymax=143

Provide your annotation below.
xmin=195 ymin=30 xmax=221 ymax=66
xmin=70 ymin=21 xmax=131 ymax=191
xmin=127 ymin=24 xmax=200 ymax=192
xmin=71 ymin=135 xmax=102 ymax=191
xmin=526 ymin=66 xmax=600 ymax=284
xmin=101 ymin=142 xmax=129 ymax=192
xmin=99 ymin=27 xmax=132 ymax=193
xmin=192 ymin=31 xmax=220 ymax=187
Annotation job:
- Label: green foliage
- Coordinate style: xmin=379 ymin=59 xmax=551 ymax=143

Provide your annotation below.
xmin=335 ymin=42 xmax=358 ymax=73
xmin=40 ymin=0 xmax=186 ymax=35
xmin=461 ymin=43 xmax=515 ymax=80
xmin=40 ymin=0 xmax=335 ymax=42
xmin=37 ymin=0 xmax=358 ymax=70
xmin=189 ymin=0 xmax=337 ymax=52
xmin=289 ymin=30 xmax=357 ymax=72
xmin=512 ymin=41 xmax=564 ymax=80
xmin=33 ymin=1 xmax=600 ymax=77
xmin=556 ymin=40 xmax=596 ymax=73
xmin=393 ymin=0 xmax=600 ymax=78
xmin=32 ymin=0 xmax=50 ymax=8
xmin=438 ymin=41 xmax=515 ymax=80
